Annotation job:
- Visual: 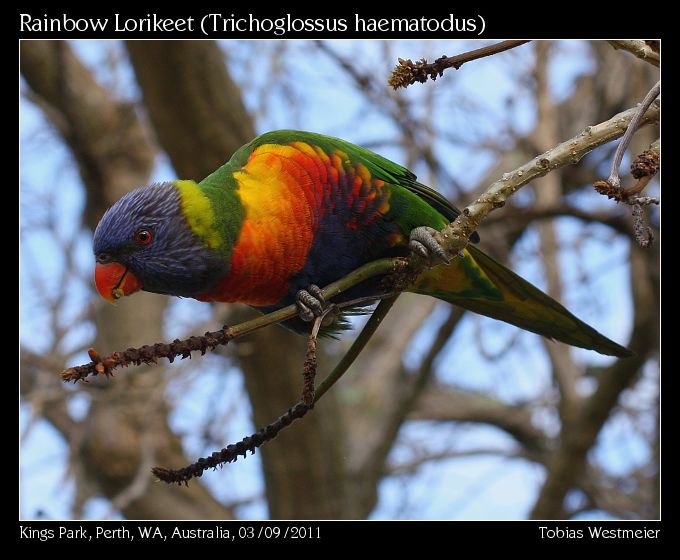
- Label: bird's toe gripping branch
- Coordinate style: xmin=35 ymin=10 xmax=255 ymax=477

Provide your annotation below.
xmin=295 ymin=284 xmax=338 ymax=327
xmin=409 ymin=226 xmax=452 ymax=266
xmin=296 ymin=284 xmax=325 ymax=321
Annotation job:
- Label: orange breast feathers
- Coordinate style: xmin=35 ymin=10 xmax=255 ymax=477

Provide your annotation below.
xmin=200 ymin=142 xmax=329 ymax=306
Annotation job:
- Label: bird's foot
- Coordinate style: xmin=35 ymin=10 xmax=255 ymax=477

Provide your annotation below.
xmin=409 ymin=226 xmax=451 ymax=265
xmin=296 ymin=284 xmax=338 ymax=326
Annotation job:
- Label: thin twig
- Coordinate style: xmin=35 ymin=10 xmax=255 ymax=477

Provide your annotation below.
xmin=152 ymin=403 xmax=311 ymax=485
xmin=607 ymin=81 xmax=660 ymax=190
xmin=627 ymin=196 xmax=659 ymax=206
xmin=302 ymin=316 xmax=323 ymax=406
xmin=594 ymin=108 xmax=660 ymax=250
xmin=608 ymin=40 xmax=660 ymax=68
xmin=389 ymin=40 xmax=531 ymax=89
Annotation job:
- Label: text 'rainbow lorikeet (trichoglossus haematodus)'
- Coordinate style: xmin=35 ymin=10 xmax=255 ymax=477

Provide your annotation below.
xmin=93 ymin=130 xmax=631 ymax=357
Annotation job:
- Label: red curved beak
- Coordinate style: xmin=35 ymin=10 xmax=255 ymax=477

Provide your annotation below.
xmin=95 ymin=262 xmax=143 ymax=304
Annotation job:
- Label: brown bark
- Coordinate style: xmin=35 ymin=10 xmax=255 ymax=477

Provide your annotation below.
xmin=125 ymin=41 xmax=255 ymax=180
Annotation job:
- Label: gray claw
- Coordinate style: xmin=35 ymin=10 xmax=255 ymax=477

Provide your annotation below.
xmin=296 ymin=285 xmax=326 ymax=322
xmin=296 ymin=300 xmax=316 ymax=322
xmin=409 ymin=239 xmax=430 ymax=260
xmin=307 ymin=284 xmax=325 ymax=306
xmin=409 ymin=226 xmax=451 ymax=265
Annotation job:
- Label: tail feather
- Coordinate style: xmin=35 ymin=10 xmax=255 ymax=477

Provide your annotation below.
xmin=411 ymin=246 xmax=632 ymax=358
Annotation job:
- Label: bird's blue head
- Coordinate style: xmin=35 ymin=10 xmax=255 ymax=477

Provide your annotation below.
xmin=93 ymin=182 xmax=228 ymax=302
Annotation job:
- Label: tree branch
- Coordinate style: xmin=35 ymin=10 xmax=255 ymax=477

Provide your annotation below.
xmin=314 ymin=297 xmax=399 ymax=403
xmin=605 ymin=82 xmax=660 ymax=191
xmin=389 ymin=40 xmax=531 ymax=89
xmin=594 ymin=87 xmax=660 ymax=250
xmin=412 ymin=386 xmax=549 ymax=455
xmin=20 ymin=41 xmax=155 ymax=228
xmin=433 ymin=101 xmax=660 ymax=258
xmin=387 ymin=448 xmax=525 ymax=476
xmin=125 ymin=41 xmax=255 ymax=181
xmin=357 ymin=306 xmax=466 ymax=488
xmin=316 ymin=41 xmax=463 ymax=197
xmin=608 ymin=40 xmax=660 ymax=68
xmin=532 ymin=41 xmax=580 ymax=416
xmin=485 ymin=205 xmax=636 ymax=237
xmin=152 ymin=403 xmax=311 ymax=485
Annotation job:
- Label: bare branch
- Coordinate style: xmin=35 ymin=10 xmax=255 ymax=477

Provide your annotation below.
xmin=608 ymin=40 xmax=660 ymax=68
xmin=433 ymin=101 xmax=660 ymax=258
xmin=20 ymin=41 xmax=155 ymax=228
xmin=486 ymin=204 xmax=635 ymax=237
xmin=125 ymin=41 xmax=255 ymax=180
xmin=153 ymin=402 xmax=312 ymax=485
xmin=594 ymin=119 xmax=660 ymax=249
xmin=315 ymin=41 xmax=464 ymax=197
xmin=155 ymin=297 xmax=398 ymax=484
xmin=412 ymin=386 xmax=548 ymax=455
xmin=628 ymin=196 xmax=659 ymax=206
xmin=389 ymin=40 xmax=531 ymax=89
xmin=606 ymin=81 xmax=660 ymax=191
xmin=532 ymin=41 xmax=580 ymax=413
xmin=356 ymin=306 xmax=465 ymax=484
xmin=388 ymin=448 xmax=525 ymax=476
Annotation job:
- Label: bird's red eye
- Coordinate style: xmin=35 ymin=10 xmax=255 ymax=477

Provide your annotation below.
xmin=134 ymin=229 xmax=153 ymax=246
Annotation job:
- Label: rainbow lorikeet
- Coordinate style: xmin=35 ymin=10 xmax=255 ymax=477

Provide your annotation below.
xmin=93 ymin=130 xmax=630 ymax=357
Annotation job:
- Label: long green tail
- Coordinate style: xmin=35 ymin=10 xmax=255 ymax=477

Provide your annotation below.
xmin=410 ymin=246 xmax=632 ymax=358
